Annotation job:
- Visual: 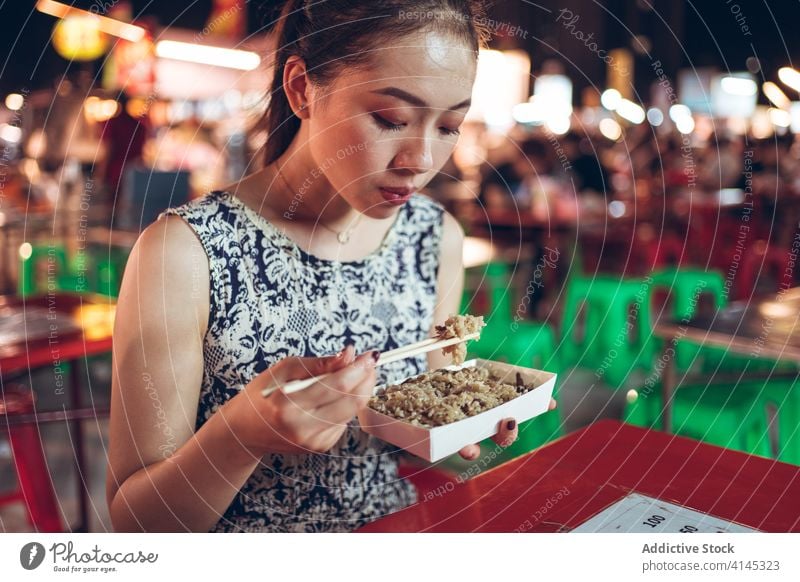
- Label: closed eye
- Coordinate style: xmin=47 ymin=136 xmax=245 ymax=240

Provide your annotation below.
xmin=372 ymin=114 xmax=460 ymax=137
xmin=372 ymin=114 xmax=405 ymax=132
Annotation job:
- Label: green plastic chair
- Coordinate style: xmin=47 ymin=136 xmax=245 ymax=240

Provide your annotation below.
xmin=648 ymin=268 xmax=727 ymax=371
xmin=643 ymin=267 xmax=796 ymax=376
xmin=749 ymin=378 xmax=800 ymax=465
xmin=624 ymin=382 xmax=769 ymax=457
xmin=17 ymin=242 xmax=86 ymax=297
xmin=462 ymin=261 xmax=558 ymax=370
xmin=560 ymin=274 xmax=652 ymax=388
xmin=701 ymin=346 xmax=799 ymax=376
xmin=91 ymin=247 xmax=128 ymax=298
xmin=649 ymin=268 xmax=727 ymax=320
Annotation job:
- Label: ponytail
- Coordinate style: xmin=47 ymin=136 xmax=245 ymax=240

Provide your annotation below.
xmin=261 ymin=0 xmax=309 ymax=165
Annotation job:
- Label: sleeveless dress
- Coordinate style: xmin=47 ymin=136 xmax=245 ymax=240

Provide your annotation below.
xmin=160 ymin=190 xmax=445 ymax=532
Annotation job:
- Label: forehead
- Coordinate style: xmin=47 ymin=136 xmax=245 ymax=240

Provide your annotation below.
xmin=334 ymin=30 xmax=476 ymax=108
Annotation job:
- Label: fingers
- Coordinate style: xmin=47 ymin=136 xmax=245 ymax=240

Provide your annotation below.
xmin=273 ymin=344 xmax=357 ymax=383
xmin=247 ymin=345 xmax=356 ymax=394
xmin=548 ymin=398 xmax=558 ymax=411
xmin=459 ymin=444 xmax=481 ymax=460
xmin=291 ymin=349 xmax=378 ymax=403
xmin=283 ymin=349 xmax=378 ymax=411
xmin=491 ymin=418 xmax=518 ymax=448
xmin=311 ymin=356 xmax=378 ymax=424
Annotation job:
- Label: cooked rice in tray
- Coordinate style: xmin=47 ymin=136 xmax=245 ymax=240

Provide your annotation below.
xmin=368 ymin=366 xmax=535 ymax=427
xmin=435 ymin=314 xmax=486 ymax=364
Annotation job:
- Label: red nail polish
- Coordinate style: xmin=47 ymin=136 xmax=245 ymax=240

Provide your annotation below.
xmin=507 ymin=419 xmax=516 ymax=431
xmin=371 ymin=350 xmax=380 ymax=362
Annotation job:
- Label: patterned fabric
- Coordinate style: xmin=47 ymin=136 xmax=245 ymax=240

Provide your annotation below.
xmin=160 ymin=190 xmax=445 ymax=532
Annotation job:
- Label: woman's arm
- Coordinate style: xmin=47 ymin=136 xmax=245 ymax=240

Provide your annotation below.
xmin=106 ymin=215 xmax=262 ymax=532
xmin=106 ymin=215 xmax=379 ymax=531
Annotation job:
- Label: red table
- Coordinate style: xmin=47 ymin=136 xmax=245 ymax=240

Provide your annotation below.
xmin=359 ymin=420 xmax=800 ymax=532
xmin=0 ymin=293 xmax=114 ymax=375
xmin=0 ymin=292 xmax=115 ymax=532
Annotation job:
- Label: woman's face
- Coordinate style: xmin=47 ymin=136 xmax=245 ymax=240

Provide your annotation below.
xmin=305 ymin=30 xmax=476 ymax=219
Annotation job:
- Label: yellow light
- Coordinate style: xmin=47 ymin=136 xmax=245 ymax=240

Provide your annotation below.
xmin=778 ymin=67 xmax=800 ymax=92
xmin=5 ymin=93 xmax=24 ymax=111
xmin=52 ymin=15 xmax=109 ymax=61
xmin=751 ymin=107 xmax=774 ymax=139
xmin=74 ymin=304 xmax=116 ymax=340
xmin=462 ymin=237 xmax=495 ymax=269
xmin=126 ymin=98 xmax=149 ymax=118
xmin=155 ymin=40 xmax=261 ymax=71
xmin=675 ymin=116 xmax=695 ymax=134
xmin=599 ymin=118 xmax=622 ymax=141
xmin=769 ymin=108 xmax=791 ymax=128
xmin=19 ymin=243 xmax=33 ymax=260
xmin=616 ymin=99 xmax=646 ymax=124
xmin=468 ymin=49 xmax=531 ymax=130
xmin=669 ymin=104 xmax=692 ymax=122
xmin=600 ymin=89 xmax=622 ymax=110
xmin=545 ymin=116 xmax=570 ymax=135
xmin=36 ymin=0 xmax=145 ymax=42
xmin=763 ymin=82 xmax=791 ymax=110
xmin=83 ymin=97 xmax=120 ymax=122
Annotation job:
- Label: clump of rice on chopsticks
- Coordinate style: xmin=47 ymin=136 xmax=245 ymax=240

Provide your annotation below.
xmin=434 ymin=314 xmax=486 ymax=365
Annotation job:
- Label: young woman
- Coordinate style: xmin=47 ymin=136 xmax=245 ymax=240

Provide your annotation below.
xmin=106 ymin=0 xmax=538 ymax=532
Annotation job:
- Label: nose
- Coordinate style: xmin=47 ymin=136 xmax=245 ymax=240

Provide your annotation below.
xmin=391 ymin=134 xmax=434 ymax=175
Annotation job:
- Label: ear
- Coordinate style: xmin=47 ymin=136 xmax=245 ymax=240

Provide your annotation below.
xmin=283 ymin=55 xmax=311 ymax=119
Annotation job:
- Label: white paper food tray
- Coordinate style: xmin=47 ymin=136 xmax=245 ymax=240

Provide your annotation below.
xmin=357 ymin=358 xmax=557 ymax=462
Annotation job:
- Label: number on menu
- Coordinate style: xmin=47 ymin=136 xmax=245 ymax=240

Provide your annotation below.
xmin=642 ymin=514 xmax=665 ymax=528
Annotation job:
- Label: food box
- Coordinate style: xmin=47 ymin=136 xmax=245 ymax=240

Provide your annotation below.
xmin=357 ymin=358 xmax=557 ymax=462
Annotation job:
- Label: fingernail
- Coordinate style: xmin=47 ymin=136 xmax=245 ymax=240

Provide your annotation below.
xmin=506 ymin=419 xmax=516 ymax=431
xmin=371 ymin=350 xmax=380 ymax=362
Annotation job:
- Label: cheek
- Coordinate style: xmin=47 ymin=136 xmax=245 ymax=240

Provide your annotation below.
xmin=313 ymin=116 xmax=392 ymax=183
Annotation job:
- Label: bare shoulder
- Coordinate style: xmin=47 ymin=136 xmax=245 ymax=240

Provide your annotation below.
xmin=133 ymin=213 xmax=206 ymax=266
xmin=440 ymin=209 xmax=465 ymax=256
xmin=119 ymin=214 xmax=210 ymax=339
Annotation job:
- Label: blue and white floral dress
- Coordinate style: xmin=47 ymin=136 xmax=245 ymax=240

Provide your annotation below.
xmin=161 ymin=190 xmax=445 ymax=532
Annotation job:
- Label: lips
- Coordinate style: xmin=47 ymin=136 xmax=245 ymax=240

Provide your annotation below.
xmin=379 ymin=186 xmax=416 ymax=204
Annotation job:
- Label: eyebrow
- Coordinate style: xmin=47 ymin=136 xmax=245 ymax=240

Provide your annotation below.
xmin=370 ymin=87 xmax=471 ymax=111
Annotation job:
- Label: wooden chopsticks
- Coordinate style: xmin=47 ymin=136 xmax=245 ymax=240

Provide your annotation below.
xmin=260 ymin=333 xmax=480 ymax=398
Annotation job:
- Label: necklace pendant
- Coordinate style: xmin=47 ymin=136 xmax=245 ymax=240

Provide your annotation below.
xmin=337 ymin=231 xmax=350 ymax=244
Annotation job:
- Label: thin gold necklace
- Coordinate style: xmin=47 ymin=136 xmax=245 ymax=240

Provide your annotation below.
xmin=275 ymin=165 xmax=363 ymax=244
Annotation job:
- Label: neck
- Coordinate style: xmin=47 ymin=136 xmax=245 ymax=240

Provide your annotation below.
xmin=264 ymin=124 xmax=359 ymax=229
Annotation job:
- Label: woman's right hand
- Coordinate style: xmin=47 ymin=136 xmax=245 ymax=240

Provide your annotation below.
xmin=219 ymin=345 xmax=378 ymax=457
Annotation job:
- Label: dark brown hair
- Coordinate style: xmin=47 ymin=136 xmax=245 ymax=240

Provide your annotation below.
xmin=259 ymin=0 xmax=493 ymax=166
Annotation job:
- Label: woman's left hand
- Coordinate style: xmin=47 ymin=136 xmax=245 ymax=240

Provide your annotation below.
xmin=458 ymin=398 xmax=558 ymax=460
